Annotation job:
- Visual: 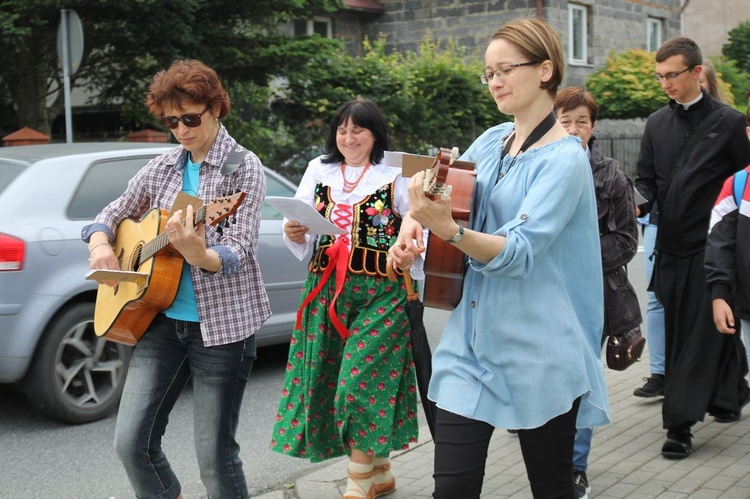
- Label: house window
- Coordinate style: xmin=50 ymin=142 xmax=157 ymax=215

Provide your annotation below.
xmin=568 ymin=4 xmax=588 ymax=65
xmin=293 ymin=17 xmax=332 ymax=38
xmin=647 ymin=18 xmax=662 ymax=52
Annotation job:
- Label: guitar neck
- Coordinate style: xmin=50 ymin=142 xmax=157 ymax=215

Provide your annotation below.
xmin=139 ymin=206 xmax=208 ymax=263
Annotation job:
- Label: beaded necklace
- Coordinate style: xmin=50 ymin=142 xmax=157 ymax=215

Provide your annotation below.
xmin=341 ymin=162 xmax=371 ymax=193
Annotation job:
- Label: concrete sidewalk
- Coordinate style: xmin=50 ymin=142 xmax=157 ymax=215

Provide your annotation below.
xmin=260 ymin=353 xmax=750 ymax=498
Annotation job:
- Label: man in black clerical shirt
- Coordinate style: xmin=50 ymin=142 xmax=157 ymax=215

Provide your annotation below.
xmin=635 ymin=36 xmax=750 ymax=459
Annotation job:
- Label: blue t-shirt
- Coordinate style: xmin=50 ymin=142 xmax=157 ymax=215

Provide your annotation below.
xmin=164 ymin=156 xmax=201 ymax=322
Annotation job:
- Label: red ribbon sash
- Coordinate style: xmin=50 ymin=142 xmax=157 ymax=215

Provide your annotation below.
xmin=295 ymin=203 xmax=353 ymax=340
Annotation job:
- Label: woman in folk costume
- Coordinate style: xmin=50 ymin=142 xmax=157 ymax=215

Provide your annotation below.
xmin=271 ymin=98 xmax=419 ymax=499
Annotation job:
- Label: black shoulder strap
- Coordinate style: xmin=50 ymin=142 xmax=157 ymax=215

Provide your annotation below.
xmin=221 ymin=144 xmax=250 ymax=176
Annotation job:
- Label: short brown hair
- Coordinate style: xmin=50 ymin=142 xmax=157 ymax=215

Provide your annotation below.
xmin=490 ymin=18 xmax=564 ymax=97
xmin=655 ymin=37 xmax=702 ymax=68
xmin=146 ymin=59 xmax=230 ymax=120
xmin=553 ymin=87 xmax=598 ymax=124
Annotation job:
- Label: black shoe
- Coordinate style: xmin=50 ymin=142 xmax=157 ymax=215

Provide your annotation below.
xmin=634 ymin=374 xmax=665 ymax=397
xmin=661 ymin=428 xmax=692 ymax=459
xmin=573 ymin=470 xmax=591 ymax=499
xmin=713 ymin=388 xmax=750 ymax=423
xmin=713 ymin=412 xmax=740 ymax=423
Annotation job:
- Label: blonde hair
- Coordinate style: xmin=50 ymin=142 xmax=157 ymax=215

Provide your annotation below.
xmin=700 ymin=58 xmax=725 ymax=102
xmin=490 ymin=18 xmax=564 ymax=97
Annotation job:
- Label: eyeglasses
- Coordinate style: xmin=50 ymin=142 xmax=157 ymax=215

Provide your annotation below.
xmin=652 ymin=66 xmax=694 ymax=82
xmin=480 ymin=61 xmax=540 ymax=84
xmin=159 ymin=106 xmax=211 ymax=129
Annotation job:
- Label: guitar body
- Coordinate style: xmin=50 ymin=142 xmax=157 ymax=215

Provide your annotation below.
xmin=422 ymin=150 xmax=476 ymax=310
xmin=94 ymin=208 xmax=184 ymax=345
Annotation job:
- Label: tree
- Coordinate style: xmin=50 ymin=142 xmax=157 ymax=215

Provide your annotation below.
xmin=0 ymin=0 xmax=340 ymax=135
xmin=712 ymin=57 xmax=750 ymax=109
xmin=721 ymin=20 xmax=750 ymax=108
xmin=586 ymin=49 xmax=665 ymax=120
xmin=723 ymin=19 xmax=750 ymax=74
xmin=269 ymin=34 xmax=502 ymax=174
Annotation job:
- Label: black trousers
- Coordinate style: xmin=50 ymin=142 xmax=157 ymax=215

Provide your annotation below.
xmin=433 ymin=398 xmax=581 ymax=499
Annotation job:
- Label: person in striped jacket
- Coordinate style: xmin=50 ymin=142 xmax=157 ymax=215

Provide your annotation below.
xmin=705 ymin=110 xmax=750 ymax=375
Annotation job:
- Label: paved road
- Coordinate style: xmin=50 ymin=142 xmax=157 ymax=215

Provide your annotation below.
xmin=0 ymin=246 xmax=649 ymax=499
xmin=0 ymin=343 xmax=334 ymax=498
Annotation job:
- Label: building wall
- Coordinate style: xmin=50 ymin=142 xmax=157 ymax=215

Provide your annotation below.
xmin=683 ymin=0 xmax=749 ymax=57
xmin=335 ymin=0 xmax=684 ymax=87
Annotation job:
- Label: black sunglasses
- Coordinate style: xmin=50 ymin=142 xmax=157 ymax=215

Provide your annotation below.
xmin=159 ymin=106 xmax=211 ymax=129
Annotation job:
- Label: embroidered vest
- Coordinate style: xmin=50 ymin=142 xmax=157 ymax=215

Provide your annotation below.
xmin=309 ymin=182 xmax=402 ymax=277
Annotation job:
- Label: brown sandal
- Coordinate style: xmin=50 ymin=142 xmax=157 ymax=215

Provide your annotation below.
xmin=342 ymin=468 xmax=375 ymax=499
xmin=373 ymin=461 xmax=396 ymax=497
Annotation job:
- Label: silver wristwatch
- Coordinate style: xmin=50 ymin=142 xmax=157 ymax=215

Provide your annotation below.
xmin=445 ymin=224 xmax=464 ymax=244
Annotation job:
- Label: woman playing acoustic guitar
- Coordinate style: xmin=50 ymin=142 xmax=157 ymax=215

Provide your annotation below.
xmin=389 ymin=18 xmax=611 ymax=498
xmin=83 ymin=59 xmax=269 ymax=499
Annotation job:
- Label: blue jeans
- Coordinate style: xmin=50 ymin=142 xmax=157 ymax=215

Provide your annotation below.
xmin=573 ymin=428 xmax=592 ymax=472
xmin=114 ymin=314 xmax=256 ymax=499
xmin=741 ymin=320 xmax=750 ymax=371
xmin=642 ymin=221 xmax=665 ymax=376
xmin=572 ymin=335 xmax=606 ymax=472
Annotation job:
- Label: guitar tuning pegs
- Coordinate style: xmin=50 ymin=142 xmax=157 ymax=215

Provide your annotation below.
xmin=216 ymin=225 xmax=223 ymax=235
xmin=450 ymin=147 xmax=459 ymax=165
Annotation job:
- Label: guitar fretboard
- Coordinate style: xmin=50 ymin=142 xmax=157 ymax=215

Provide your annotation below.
xmin=137 ymin=206 xmax=208 ymax=265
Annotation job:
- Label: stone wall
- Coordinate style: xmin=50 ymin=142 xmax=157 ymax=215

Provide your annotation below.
xmin=335 ymin=0 xmax=684 ymax=88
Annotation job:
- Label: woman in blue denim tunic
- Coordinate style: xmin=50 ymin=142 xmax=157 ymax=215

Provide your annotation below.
xmin=390 ymin=19 xmax=610 ymax=498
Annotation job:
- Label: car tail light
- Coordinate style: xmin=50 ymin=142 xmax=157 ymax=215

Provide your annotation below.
xmin=0 ymin=233 xmax=25 ymax=271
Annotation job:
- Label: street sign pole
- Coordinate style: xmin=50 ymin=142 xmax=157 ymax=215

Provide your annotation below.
xmin=61 ymin=9 xmax=73 ymax=143
xmin=57 ymin=9 xmax=83 ymax=144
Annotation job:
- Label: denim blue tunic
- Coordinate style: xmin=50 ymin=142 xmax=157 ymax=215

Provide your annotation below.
xmin=428 ymin=123 xmax=611 ymax=430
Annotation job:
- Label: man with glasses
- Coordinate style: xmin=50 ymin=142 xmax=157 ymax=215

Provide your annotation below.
xmin=635 ymin=37 xmax=750 ymax=460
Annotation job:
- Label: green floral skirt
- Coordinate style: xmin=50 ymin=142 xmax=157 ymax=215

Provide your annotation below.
xmin=270 ymin=272 xmax=419 ymax=463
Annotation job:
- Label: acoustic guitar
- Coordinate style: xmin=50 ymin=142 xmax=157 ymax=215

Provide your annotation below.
xmin=422 ymin=148 xmax=476 ymax=310
xmin=93 ymin=192 xmax=246 ymax=345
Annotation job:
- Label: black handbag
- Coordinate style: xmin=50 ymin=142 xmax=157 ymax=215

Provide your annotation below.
xmin=604 ymin=266 xmax=642 ymax=337
xmin=607 ymin=327 xmax=646 ymax=371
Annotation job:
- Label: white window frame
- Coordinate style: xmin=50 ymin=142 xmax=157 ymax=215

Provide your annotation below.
xmin=647 ymin=17 xmax=662 ymax=52
xmin=295 ymin=16 xmax=332 ymax=38
xmin=568 ymin=4 xmax=588 ymax=65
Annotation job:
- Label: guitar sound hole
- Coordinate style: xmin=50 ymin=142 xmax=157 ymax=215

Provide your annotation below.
xmin=130 ymin=245 xmax=143 ymax=272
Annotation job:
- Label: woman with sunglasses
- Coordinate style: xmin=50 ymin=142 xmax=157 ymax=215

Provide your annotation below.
xmin=389 ymin=18 xmax=610 ymax=498
xmin=83 ymin=59 xmax=269 ymax=499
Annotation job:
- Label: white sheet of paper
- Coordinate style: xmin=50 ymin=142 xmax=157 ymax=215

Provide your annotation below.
xmin=85 ymin=269 xmax=149 ymax=284
xmin=634 ymin=188 xmax=648 ymax=205
xmin=265 ymin=196 xmax=346 ymax=235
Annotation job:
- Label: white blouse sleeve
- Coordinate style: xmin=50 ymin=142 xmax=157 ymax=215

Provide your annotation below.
xmin=282 ymin=161 xmax=319 ymax=261
xmin=393 ymin=174 xmax=426 ymax=280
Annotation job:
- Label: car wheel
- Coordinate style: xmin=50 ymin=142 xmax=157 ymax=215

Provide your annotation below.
xmin=22 ymin=302 xmax=131 ymax=424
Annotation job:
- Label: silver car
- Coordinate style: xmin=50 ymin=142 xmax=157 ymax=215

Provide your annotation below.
xmin=0 ymin=142 xmax=306 ymax=424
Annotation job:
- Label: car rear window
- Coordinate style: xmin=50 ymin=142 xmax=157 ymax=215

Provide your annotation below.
xmin=0 ymin=161 xmax=26 ymax=196
xmin=67 ymin=156 xmax=157 ymax=219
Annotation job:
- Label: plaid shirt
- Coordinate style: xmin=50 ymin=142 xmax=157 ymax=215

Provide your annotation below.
xmin=82 ymin=126 xmax=270 ymax=346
